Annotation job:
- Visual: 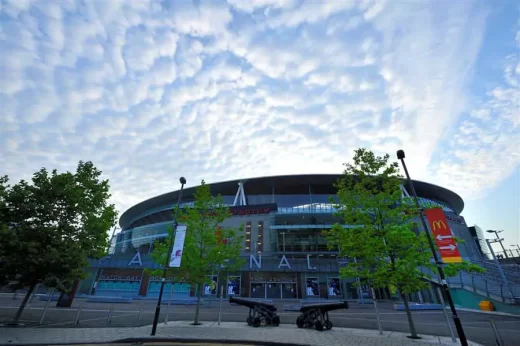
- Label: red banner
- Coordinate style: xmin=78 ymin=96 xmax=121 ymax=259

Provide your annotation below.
xmin=216 ymin=226 xmax=227 ymax=245
xmin=424 ymin=208 xmax=462 ymax=263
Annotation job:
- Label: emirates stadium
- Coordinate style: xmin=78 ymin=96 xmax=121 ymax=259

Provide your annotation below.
xmin=73 ymin=173 xmax=520 ymax=308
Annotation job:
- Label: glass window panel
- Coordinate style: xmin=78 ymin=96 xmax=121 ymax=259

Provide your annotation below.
xmin=276 ymin=229 xmax=330 ymax=252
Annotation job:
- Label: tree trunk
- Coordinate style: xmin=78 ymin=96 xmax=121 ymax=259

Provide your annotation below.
xmin=401 ymin=292 xmax=420 ymax=339
xmin=193 ymin=284 xmax=203 ymax=325
xmin=10 ymin=284 xmax=36 ymax=325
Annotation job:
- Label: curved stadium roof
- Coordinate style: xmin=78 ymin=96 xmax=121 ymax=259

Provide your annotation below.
xmin=119 ymin=174 xmax=464 ymax=229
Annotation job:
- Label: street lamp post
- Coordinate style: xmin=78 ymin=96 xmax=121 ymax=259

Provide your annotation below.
xmin=484 ymin=239 xmax=512 ymax=293
xmin=397 ymin=150 xmax=468 ymax=346
xmin=487 ymin=230 xmax=509 ymax=258
xmin=151 ymin=177 xmax=186 ymax=336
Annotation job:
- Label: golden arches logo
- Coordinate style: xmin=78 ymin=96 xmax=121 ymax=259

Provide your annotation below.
xmin=432 ymin=220 xmax=447 ymax=230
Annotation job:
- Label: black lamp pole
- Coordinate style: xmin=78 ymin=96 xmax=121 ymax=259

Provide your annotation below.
xmin=151 ymin=177 xmax=186 ymax=336
xmin=396 ymin=150 xmax=468 ymax=346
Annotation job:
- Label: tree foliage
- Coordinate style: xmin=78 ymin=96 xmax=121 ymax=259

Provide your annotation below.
xmin=325 ymin=148 xmax=484 ymax=337
xmin=0 ymin=162 xmax=117 ymax=323
xmin=325 ymin=149 xmax=434 ymax=294
xmin=149 ymin=180 xmax=244 ymax=324
xmin=325 ymin=148 xmax=434 ymax=338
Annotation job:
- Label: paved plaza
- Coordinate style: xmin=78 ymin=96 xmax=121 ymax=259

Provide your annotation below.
xmin=0 ymin=321 xmax=484 ymax=346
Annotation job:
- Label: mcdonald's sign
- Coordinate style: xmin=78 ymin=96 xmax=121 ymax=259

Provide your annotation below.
xmin=432 ymin=220 xmax=447 ymax=231
xmin=425 ymin=208 xmax=462 ymax=263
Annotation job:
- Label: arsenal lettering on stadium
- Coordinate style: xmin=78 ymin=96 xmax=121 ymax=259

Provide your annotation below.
xmin=425 ymin=208 xmax=462 ymax=263
xmin=229 ymin=203 xmax=278 ymax=216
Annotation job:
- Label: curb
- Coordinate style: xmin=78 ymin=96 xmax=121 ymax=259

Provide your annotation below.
xmin=117 ymin=337 xmax=306 ymax=346
xmin=0 ymin=344 xmax=108 ymax=346
xmin=457 ymin=308 xmax=520 ymax=318
xmin=0 ymin=338 xmax=306 ymax=346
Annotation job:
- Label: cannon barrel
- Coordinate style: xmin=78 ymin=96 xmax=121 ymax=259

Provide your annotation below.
xmin=300 ymin=301 xmax=349 ymax=313
xmin=229 ymin=296 xmax=277 ymax=311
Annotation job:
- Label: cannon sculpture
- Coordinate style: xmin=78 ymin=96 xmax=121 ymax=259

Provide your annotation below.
xmin=296 ymin=301 xmax=349 ymax=331
xmin=230 ymin=296 xmax=280 ymax=327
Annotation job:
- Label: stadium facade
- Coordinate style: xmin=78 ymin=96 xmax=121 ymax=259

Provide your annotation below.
xmin=77 ymin=174 xmax=479 ymax=301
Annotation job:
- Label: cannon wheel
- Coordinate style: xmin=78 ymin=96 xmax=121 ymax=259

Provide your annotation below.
xmin=315 ymin=320 xmax=324 ymax=331
xmin=325 ymin=320 xmax=332 ymax=330
xmin=296 ymin=317 xmax=304 ymax=328
xmin=272 ymin=316 xmax=280 ymax=326
xmin=253 ymin=317 xmax=261 ymax=327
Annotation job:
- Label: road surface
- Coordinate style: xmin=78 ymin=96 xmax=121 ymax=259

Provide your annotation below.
xmin=1 ymin=295 xmax=519 ymax=346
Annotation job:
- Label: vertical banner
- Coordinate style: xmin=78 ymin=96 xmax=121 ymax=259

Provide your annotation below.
xmin=169 ymin=225 xmax=187 ymax=267
xmin=227 ymin=276 xmax=241 ymax=296
xmin=306 ymin=277 xmax=319 ymax=296
xmin=424 ymin=208 xmax=462 ymax=263
xmin=203 ymin=275 xmax=218 ymax=295
xmin=327 ymin=278 xmax=341 ymax=296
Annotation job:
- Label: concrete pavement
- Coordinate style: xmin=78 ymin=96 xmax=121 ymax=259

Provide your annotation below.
xmin=0 ymin=321 xmax=484 ymax=346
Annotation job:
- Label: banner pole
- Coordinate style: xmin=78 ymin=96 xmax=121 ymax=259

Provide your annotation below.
xmin=397 ymin=150 xmax=468 ymax=346
xmin=151 ymin=178 xmax=186 ymax=336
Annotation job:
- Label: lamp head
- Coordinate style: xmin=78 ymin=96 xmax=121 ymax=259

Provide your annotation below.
xmin=179 ymin=177 xmax=186 ymax=185
xmin=397 ymin=150 xmax=405 ymax=160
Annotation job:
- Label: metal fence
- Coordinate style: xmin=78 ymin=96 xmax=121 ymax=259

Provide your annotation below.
xmin=419 ymin=266 xmax=520 ymax=304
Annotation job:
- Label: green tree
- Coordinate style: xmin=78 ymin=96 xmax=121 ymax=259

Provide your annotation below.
xmin=324 ymin=148 xmax=470 ymax=338
xmin=0 ymin=162 xmax=117 ymax=325
xmin=149 ymin=180 xmax=244 ymax=325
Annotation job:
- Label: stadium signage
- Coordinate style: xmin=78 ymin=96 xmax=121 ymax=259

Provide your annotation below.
xmin=425 ymin=208 xmax=462 ymax=263
xmin=229 ymin=203 xmax=278 ymax=216
xmin=100 ymin=275 xmax=141 ymax=281
xmin=249 ymin=254 xmax=317 ymax=270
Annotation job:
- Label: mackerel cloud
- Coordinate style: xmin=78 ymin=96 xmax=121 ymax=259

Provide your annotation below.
xmin=0 ymin=0 xmax=518 ymax=214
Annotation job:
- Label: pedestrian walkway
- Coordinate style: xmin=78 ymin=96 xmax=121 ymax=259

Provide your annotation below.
xmin=0 ymin=321 xmax=483 ymax=346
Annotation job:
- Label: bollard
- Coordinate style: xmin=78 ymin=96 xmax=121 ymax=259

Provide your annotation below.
xmin=74 ymin=304 xmax=83 ymax=325
xmin=437 ymin=288 xmax=456 ymax=343
xmin=165 ymin=284 xmax=174 ymax=325
xmin=107 ymin=304 xmax=114 ymax=325
xmin=489 ymin=320 xmax=504 ymax=346
xmin=136 ymin=304 xmax=143 ymax=327
xmin=39 ymin=288 xmax=55 ymax=325
xmin=371 ymin=288 xmax=383 ymax=335
xmin=218 ymin=285 xmax=224 ymax=326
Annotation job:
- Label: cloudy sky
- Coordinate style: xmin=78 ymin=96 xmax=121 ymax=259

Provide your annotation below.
xmin=1 ymin=0 xmax=519 ymax=250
